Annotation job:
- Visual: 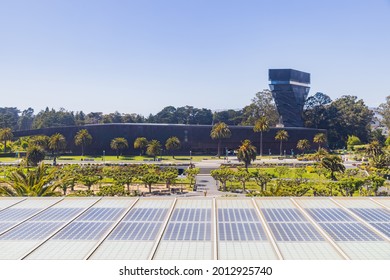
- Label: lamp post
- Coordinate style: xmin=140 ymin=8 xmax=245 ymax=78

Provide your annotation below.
xmin=190 ymin=150 xmax=192 ymax=165
xmin=103 ymin=150 xmax=105 ymax=162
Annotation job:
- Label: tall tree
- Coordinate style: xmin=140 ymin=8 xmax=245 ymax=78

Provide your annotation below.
xmin=313 ymin=133 xmax=327 ymax=151
xmin=327 ymin=95 xmax=373 ymax=147
xmin=296 ymin=139 xmax=311 ymax=155
xmin=153 ymin=106 xmax=178 ymax=123
xmin=303 ymin=92 xmax=332 ymax=128
xmin=134 ymin=137 xmax=148 ymax=155
xmin=241 ymin=90 xmax=279 ymax=126
xmin=48 ymin=133 xmax=67 ymax=159
xmin=110 ymin=137 xmax=129 ymax=158
xmin=275 ymin=130 xmax=289 ymax=156
xmin=237 ymin=139 xmax=257 ymax=170
xmin=253 ymin=116 xmax=269 ymax=156
xmin=74 ymin=129 xmax=92 ymax=156
xmin=379 ymin=95 xmax=390 ymax=129
xmin=146 ymin=140 xmax=162 ymax=161
xmin=165 ymin=137 xmax=181 ymax=158
xmin=17 ymin=108 xmax=34 ymax=130
xmin=32 ymin=107 xmax=75 ymax=129
xmin=0 ymin=128 xmax=13 ymax=153
xmin=213 ymin=109 xmax=243 ymax=125
xmin=0 ymin=107 xmax=19 ymax=130
xmin=210 ymin=122 xmax=231 ymax=158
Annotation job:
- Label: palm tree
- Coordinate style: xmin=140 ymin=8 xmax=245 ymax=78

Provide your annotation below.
xmin=74 ymin=129 xmax=92 ymax=156
xmin=237 ymin=139 xmax=257 ymax=170
xmin=366 ymin=140 xmax=382 ymax=157
xmin=48 ymin=133 xmax=67 ymax=159
xmin=210 ymin=122 xmax=231 ymax=158
xmin=110 ymin=137 xmax=129 ymax=158
xmin=26 ymin=145 xmax=46 ymax=166
xmin=0 ymin=128 xmax=13 ymax=153
xmin=165 ymin=136 xmax=181 ymax=158
xmin=313 ymin=133 xmax=327 ymax=151
xmin=321 ymin=155 xmax=346 ymax=181
xmin=29 ymin=135 xmax=49 ymax=150
xmin=275 ymin=130 xmax=289 ymax=156
xmin=146 ymin=139 xmax=162 ymax=161
xmin=253 ymin=116 xmax=269 ymax=156
xmin=296 ymin=139 xmax=311 ymax=155
xmin=0 ymin=163 xmax=60 ymax=196
xmin=134 ymin=137 xmax=148 ymax=156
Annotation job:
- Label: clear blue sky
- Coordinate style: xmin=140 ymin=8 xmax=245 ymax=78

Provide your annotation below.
xmin=1 ymin=0 xmax=389 ymax=116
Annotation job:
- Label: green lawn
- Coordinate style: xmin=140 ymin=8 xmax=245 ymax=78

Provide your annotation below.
xmin=56 ymin=155 xmax=214 ymax=162
xmin=0 ymin=157 xmax=20 ymax=162
xmin=247 ymin=167 xmax=323 ymax=180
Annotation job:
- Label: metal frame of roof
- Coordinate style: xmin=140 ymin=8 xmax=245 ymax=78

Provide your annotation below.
xmin=0 ymin=197 xmax=389 ymax=260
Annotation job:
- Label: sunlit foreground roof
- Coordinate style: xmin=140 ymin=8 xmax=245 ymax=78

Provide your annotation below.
xmin=0 ymin=197 xmax=389 ymax=260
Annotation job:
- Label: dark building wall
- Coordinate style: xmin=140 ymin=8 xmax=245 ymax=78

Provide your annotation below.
xmin=14 ymin=124 xmax=326 ymax=156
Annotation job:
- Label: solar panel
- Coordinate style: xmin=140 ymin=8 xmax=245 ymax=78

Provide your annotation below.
xmin=218 ymin=208 xmax=268 ymax=242
xmin=268 ymin=222 xmax=324 ymax=242
xmin=218 ymin=209 xmax=257 ymax=222
xmin=164 ymin=222 xmax=210 ymax=241
xmin=108 ymin=222 xmax=162 ymax=241
xmin=30 ymin=208 xmax=83 ymax=221
xmin=305 ymin=208 xmax=355 ymax=222
xmin=0 ymin=222 xmax=14 ymax=233
xmin=123 ymin=208 xmax=168 ymax=222
xmin=346 ymin=208 xmax=390 ymax=238
xmin=163 ymin=208 xmax=211 ymax=241
xmin=350 ymin=208 xmax=390 ymax=222
xmin=53 ymin=222 xmax=111 ymax=240
xmin=320 ymin=222 xmax=382 ymax=241
xmin=77 ymin=208 xmax=124 ymax=221
xmin=262 ymin=208 xmax=305 ymax=222
xmin=0 ymin=208 xmax=40 ymax=221
xmin=370 ymin=223 xmax=390 ymax=237
xmin=0 ymin=222 xmax=63 ymax=240
xmin=171 ymin=209 xmax=211 ymax=222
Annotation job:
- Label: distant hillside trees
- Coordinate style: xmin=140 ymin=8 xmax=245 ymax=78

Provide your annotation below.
xmin=0 ymin=107 xmax=19 ymax=130
xmin=303 ymin=94 xmax=373 ymax=148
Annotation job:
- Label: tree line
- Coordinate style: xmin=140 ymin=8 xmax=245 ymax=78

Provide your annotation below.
xmin=1 ymin=91 xmax=388 ymax=148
